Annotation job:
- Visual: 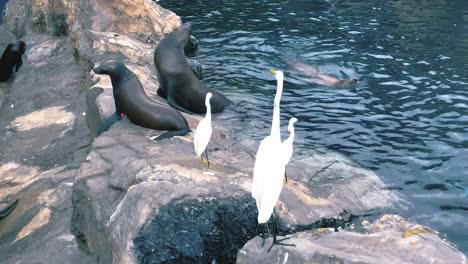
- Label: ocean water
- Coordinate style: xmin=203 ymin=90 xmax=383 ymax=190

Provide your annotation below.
xmin=0 ymin=0 xmax=9 ymax=23
xmin=161 ymin=0 xmax=468 ymax=253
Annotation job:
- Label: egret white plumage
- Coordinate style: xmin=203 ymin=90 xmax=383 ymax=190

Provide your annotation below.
xmin=193 ymin=92 xmax=213 ymax=167
xmin=282 ymin=117 xmax=298 ymax=183
xmin=252 ymin=69 xmax=295 ymax=251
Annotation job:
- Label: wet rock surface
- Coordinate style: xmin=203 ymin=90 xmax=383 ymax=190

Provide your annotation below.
xmin=0 ymin=26 xmax=95 ymax=263
xmin=237 ymin=215 xmax=467 ymax=264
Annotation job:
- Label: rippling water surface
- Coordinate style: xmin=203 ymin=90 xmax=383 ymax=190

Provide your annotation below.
xmin=161 ymin=0 xmax=468 ymax=253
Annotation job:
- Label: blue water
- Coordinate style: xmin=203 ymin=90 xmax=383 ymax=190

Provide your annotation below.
xmin=0 ymin=0 xmax=8 ymax=23
xmin=161 ymin=0 xmax=468 ymax=253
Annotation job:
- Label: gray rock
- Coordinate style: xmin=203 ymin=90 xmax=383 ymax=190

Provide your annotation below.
xmin=4 ymin=0 xmax=181 ymax=43
xmin=0 ymin=32 xmax=95 ymax=263
xmin=237 ymin=215 xmax=467 ymax=264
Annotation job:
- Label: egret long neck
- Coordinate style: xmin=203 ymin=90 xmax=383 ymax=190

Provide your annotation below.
xmin=270 ymin=76 xmax=283 ymax=138
xmin=287 ymin=124 xmax=295 ymax=143
xmin=205 ymin=97 xmax=212 ymax=120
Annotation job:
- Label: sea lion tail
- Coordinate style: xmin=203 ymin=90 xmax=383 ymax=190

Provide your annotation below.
xmin=154 ymin=128 xmax=191 ymax=141
xmin=96 ymin=113 xmax=123 ymax=136
xmin=0 ymin=199 xmax=19 ymax=219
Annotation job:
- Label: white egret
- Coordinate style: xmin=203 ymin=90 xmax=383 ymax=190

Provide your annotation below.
xmin=193 ymin=92 xmax=213 ymax=167
xmin=252 ymin=69 xmax=295 ymax=251
xmin=282 ymin=117 xmax=298 ymax=183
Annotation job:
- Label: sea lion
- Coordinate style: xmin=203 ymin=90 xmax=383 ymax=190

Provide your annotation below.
xmin=0 ymin=40 xmax=26 ymax=82
xmin=154 ymin=22 xmax=232 ymax=114
xmin=288 ymin=61 xmax=357 ymax=87
xmin=93 ymin=61 xmax=190 ymax=140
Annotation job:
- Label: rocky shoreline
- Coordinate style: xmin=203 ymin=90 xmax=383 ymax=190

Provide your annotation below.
xmin=0 ymin=0 xmax=466 ymax=263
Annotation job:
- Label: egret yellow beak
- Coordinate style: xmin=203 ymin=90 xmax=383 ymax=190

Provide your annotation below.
xmin=269 ymin=69 xmax=277 ymax=75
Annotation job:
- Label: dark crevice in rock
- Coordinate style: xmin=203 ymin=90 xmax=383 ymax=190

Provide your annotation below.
xmin=133 ymin=195 xmax=261 ymax=264
xmin=71 ymin=187 xmax=92 ymax=254
xmin=310 ymin=160 xmax=337 ymax=179
xmin=287 ymin=210 xmax=374 ymax=235
xmin=48 ymin=13 xmax=68 ymax=36
xmin=109 ymin=184 xmax=126 ymax=193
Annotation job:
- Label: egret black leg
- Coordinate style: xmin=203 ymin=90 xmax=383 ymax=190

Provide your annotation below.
xmin=205 ymin=148 xmax=211 ymax=167
xmin=267 ymin=210 xmax=296 ymax=252
xmin=284 ymin=171 xmax=288 ymax=183
xmin=261 ymin=222 xmax=270 ymax=247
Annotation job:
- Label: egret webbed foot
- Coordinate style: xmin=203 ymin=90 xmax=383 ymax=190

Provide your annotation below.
xmin=198 ymin=149 xmax=213 ymax=168
xmin=266 ymin=209 xmax=296 ymax=252
xmin=205 ymin=148 xmax=212 ymax=168
xmin=267 ymin=236 xmax=296 ymax=252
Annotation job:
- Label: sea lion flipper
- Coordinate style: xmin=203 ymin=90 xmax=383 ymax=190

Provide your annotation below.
xmin=96 ymin=112 xmax=123 ymax=136
xmin=0 ymin=199 xmax=19 ymax=219
xmin=15 ymin=58 xmax=23 ymax=72
xmin=167 ymin=96 xmax=197 ymax=115
xmin=154 ymin=127 xmax=191 ymax=141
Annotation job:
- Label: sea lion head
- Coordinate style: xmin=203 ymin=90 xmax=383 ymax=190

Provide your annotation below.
xmin=2 ymin=41 xmax=26 ymax=59
xmin=93 ymin=61 xmax=127 ymax=78
xmin=15 ymin=41 xmax=26 ymax=55
xmin=93 ymin=61 xmax=130 ymax=83
xmin=336 ymin=78 xmax=358 ymax=86
xmin=175 ymin=22 xmax=193 ymax=47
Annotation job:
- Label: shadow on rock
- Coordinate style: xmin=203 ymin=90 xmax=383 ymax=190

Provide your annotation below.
xmin=133 ymin=195 xmax=261 ymax=264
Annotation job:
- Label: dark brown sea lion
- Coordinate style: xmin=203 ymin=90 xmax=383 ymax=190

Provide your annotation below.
xmin=154 ymin=22 xmax=232 ymax=114
xmin=93 ymin=61 xmax=190 ymax=140
xmin=0 ymin=40 xmax=26 ymax=82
